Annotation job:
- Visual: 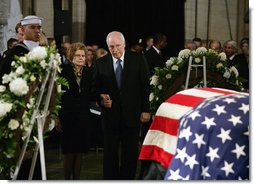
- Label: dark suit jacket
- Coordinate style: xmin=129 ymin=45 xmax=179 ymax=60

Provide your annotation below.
xmin=0 ymin=42 xmax=29 ymax=81
xmin=92 ymin=50 xmax=150 ymax=128
xmin=144 ymin=47 xmax=165 ymax=74
xmin=59 ymin=63 xmax=93 ymax=121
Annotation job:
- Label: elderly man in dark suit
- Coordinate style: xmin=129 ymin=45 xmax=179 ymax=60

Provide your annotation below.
xmin=0 ymin=15 xmax=42 ymax=81
xmin=91 ymin=31 xmax=151 ymax=180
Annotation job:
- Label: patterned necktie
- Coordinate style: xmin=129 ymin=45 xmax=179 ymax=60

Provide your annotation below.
xmin=115 ymin=59 xmax=123 ymax=88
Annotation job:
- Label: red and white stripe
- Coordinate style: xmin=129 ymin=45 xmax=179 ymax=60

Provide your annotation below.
xmin=139 ymin=87 xmax=238 ymax=168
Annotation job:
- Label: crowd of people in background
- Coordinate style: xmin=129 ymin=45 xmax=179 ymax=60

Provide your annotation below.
xmin=0 ymin=15 xmax=249 ymax=180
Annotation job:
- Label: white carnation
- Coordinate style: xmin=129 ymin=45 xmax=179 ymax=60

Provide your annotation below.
xmin=223 ymin=71 xmax=231 ymax=79
xmin=149 ymin=93 xmax=154 ymax=102
xmin=178 ymin=49 xmax=191 ymax=59
xmin=218 ymin=52 xmax=227 ymax=61
xmin=2 ymin=72 xmax=16 ymax=84
xmin=0 ymin=85 xmax=6 ymax=92
xmin=171 ymin=65 xmax=179 ymax=71
xmin=216 ymin=63 xmax=223 ymax=69
xmin=150 ymin=75 xmax=159 ymax=86
xmin=8 ymin=119 xmax=19 ymax=130
xmin=57 ymin=84 xmax=62 ymax=93
xmin=9 ymin=78 xmax=29 ymax=96
xmin=230 ymin=66 xmax=239 ymax=77
xmin=177 ymin=58 xmax=183 ymax=64
xmin=165 ymin=73 xmax=172 ymax=79
xmin=194 ymin=57 xmax=201 ymax=64
xmin=19 ymin=56 xmax=28 ymax=63
xmin=15 ymin=66 xmax=25 ymax=75
xmin=165 ymin=58 xmax=174 ymax=67
xmin=40 ymin=60 xmax=47 ymax=69
xmin=0 ymin=102 xmax=13 ymax=118
xmin=30 ymin=75 xmax=36 ymax=82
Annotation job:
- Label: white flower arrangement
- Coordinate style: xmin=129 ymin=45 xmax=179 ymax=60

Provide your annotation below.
xmin=0 ymin=46 xmax=68 ymax=178
xmin=149 ymin=47 xmax=242 ymax=114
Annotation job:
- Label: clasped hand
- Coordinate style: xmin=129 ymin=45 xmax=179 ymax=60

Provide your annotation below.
xmin=100 ymin=94 xmax=112 ymax=108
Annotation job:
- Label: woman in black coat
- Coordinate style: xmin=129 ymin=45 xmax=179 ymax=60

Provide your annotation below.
xmin=57 ymin=42 xmax=93 ymax=180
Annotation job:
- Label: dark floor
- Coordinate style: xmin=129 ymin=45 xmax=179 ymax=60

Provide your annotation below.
xmin=44 ymin=126 xmax=144 ymax=180
xmin=45 ymin=147 xmax=104 ymax=180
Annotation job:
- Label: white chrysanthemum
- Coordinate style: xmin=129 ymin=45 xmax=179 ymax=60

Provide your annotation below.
xmin=236 ymin=80 xmax=239 ymax=85
xmin=149 ymin=93 xmax=154 ymax=102
xmin=218 ymin=52 xmax=227 ymax=61
xmin=0 ymin=85 xmax=6 ymax=92
xmin=2 ymin=72 xmax=16 ymax=84
xmin=177 ymin=58 xmax=183 ymax=64
xmin=57 ymin=84 xmax=62 ymax=93
xmin=8 ymin=119 xmax=19 ymax=130
xmin=28 ymin=46 xmax=47 ymax=61
xmin=166 ymin=58 xmax=174 ymax=67
xmin=30 ymin=75 xmax=36 ymax=82
xmin=9 ymin=78 xmax=29 ymax=96
xmin=196 ymin=47 xmax=207 ymax=54
xmin=158 ymin=85 xmax=162 ymax=90
xmin=40 ymin=60 xmax=47 ymax=69
xmin=0 ymin=102 xmax=13 ymax=118
xmin=216 ymin=63 xmax=223 ymax=68
xmin=165 ymin=73 xmax=172 ymax=79
xmin=19 ymin=56 xmax=28 ymax=63
xmin=150 ymin=75 xmax=159 ymax=86
xmin=15 ymin=66 xmax=25 ymax=75
xmin=230 ymin=66 xmax=239 ymax=77
xmin=178 ymin=49 xmax=191 ymax=59
xmin=11 ymin=61 xmax=16 ymax=66
xmin=171 ymin=65 xmax=179 ymax=71
xmin=208 ymin=49 xmax=217 ymax=54
xmin=223 ymin=71 xmax=231 ymax=79
xmin=194 ymin=57 xmax=201 ymax=63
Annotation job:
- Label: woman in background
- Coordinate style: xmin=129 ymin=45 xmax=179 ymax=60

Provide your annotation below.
xmin=57 ymin=42 xmax=93 ymax=179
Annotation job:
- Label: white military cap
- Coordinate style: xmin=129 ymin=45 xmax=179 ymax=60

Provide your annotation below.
xmin=21 ymin=15 xmax=43 ymax=26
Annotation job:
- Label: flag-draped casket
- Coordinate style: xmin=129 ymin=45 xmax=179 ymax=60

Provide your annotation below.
xmin=164 ymin=93 xmax=249 ymax=180
xmin=139 ymin=87 xmax=248 ymax=179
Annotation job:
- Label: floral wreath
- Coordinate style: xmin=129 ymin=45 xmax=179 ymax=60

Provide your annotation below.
xmin=149 ymin=47 xmax=243 ymax=114
xmin=0 ymin=46 xmax=68 ymax=179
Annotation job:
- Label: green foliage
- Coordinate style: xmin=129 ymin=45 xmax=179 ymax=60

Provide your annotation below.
xmin=0 ymin=46 xmax=68 ymax=179
xmin=149 ymin=48 xmax=243 ymax=114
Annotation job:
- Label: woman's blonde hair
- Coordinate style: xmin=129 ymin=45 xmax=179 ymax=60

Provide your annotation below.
xmin=67 ymin=42 xmax=88 ymax=65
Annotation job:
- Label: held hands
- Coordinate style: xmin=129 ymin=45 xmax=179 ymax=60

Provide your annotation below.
xmin=100 ymin=94 xmax=112 ymax=108
xmin=140 ymin=112 xmax=151 ymax=123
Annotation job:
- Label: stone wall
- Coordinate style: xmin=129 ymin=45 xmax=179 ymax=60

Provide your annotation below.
xmin=185 ymin=0 xmax=249 ymax=46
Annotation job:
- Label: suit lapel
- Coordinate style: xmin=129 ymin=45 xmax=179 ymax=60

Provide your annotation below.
xmin=122 ymin=51 xmax=130 ymax=88
xmin=106 ymin=55 xmax=118 ymax=88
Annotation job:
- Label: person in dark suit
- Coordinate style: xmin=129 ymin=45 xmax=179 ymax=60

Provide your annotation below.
xmin=0 ymin=15 xmax=43 ymax=82
xmin=144 ymin=33 xmax=167 ymax=74
xmin=56 ymin=42 xmax=93 ymax=180
xmin=223 ymin=40 xmax=239 ymax=66
xmin=91 ymin=31 xmax=151 ymax=180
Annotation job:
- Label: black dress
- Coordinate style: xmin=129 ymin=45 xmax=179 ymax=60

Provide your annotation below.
xmin=59 ymin=63 xmax=93 ymax=154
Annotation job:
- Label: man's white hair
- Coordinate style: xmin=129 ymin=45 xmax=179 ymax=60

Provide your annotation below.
xmin=106 ymin=31 xmax=125 ymax=45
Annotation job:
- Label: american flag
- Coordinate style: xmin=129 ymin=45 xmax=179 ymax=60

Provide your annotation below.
xmin=139 ymin=88 xmax=241 ymax=168
xmin=164 ymin=93 xmax=249 ymax=180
